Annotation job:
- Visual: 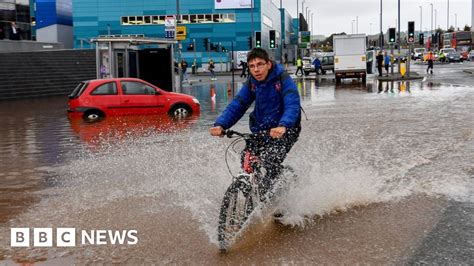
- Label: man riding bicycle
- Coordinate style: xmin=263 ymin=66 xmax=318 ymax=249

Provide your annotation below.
xmin=210 ymin=48 xmax=301 ymax=201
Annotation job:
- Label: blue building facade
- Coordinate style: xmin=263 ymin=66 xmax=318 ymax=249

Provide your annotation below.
xmin=72 ymin=0 xmax=295 ymax=66
xmin=35 ymin=0 xmax=73 ymax=47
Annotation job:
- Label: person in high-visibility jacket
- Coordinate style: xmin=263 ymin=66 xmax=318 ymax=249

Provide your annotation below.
xmin=426 ymin=51 xmax=434 ymax=75
xmin=295 ymin=56 xmax=304 ymax=77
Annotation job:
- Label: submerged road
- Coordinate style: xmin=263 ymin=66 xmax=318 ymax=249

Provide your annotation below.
xmin=0 ymin=64 xmax=473 ymax=264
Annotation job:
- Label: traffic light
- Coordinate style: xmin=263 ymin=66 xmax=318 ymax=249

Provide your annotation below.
xmin=247 ymin=36 xmax=253 ymax=49
xmin=187 ymin=43 xmax=194 ymax=51
xmin=255 ymin=31 xmax=261 ymax=48
xmin=388 ymin=28 xmax=396 ymax=43
xmin=407 ymin=21 xmax=415 ymax=43
xmin=419 ymin=33 xmax=424 ymax=45
xmin=269 ymin=30 xmax=276 ymax=49
xmin=203 ymin=38 xmax=209 ymax=51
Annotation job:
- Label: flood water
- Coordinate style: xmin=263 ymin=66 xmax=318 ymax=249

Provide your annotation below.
xmin=0 ymin=79 xmax=473 ymax=264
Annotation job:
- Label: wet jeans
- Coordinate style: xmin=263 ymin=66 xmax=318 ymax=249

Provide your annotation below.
xmin=241 ymin=126 xmax=301 ymax=200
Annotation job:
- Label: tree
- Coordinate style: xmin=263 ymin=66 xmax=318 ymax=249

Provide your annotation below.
xmin=463 ymin=25 xmax=471 ymax=31
xmin=447 ymin=26 xmax=455 ymax=32
xmin=323 ymin=32 xmax=346 ymax=48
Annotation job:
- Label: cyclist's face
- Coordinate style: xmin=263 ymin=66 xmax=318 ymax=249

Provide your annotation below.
xmin=248 ymin=58 xmax=271 ymax=81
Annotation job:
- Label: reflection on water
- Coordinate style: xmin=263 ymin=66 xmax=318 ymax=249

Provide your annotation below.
xmin=69 ymin=114 xmax=200 ymax=148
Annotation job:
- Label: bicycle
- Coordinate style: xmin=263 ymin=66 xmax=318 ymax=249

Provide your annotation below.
xmin=217 ymin=129 xmax=296 ymax=252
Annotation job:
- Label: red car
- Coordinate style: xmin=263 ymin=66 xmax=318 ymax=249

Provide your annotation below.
xmin=68 ymin=78 xmax=200 ymax=121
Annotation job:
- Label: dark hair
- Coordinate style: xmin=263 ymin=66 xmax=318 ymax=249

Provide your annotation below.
xmin=247 ymin=48 xmax=270 ymax=63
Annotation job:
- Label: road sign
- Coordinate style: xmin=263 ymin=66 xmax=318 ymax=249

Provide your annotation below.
xmin=165 ymin=16 xmax=176 ymax=39
xmin=176 ymin=26 xmax=186 ymax=41
xmin=165 ymin=16 xmax=176 ymax=27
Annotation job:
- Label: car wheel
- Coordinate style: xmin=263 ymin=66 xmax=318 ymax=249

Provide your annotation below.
xmin=304 ymin=71 xmax=309 ymax=76
xmin=169 ymin=104 xmax=192 ymax=119
xmin=322 ymin=70 xmax=326 ymax=75
xmin=83 ymin=110 xmax=104 ymax=122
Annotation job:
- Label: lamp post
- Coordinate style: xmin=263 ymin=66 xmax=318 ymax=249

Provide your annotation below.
xmin=370 ymin=22 xmax=373 ymax=34
xmin=447 ymin=0 xmax=449 ymax=30
xmin=430 ymin=3 xmax=433 ymax=34
xmin=356 ymin=16 xmax=359 ymax=34
xmin=419 ymin=6 xmax=423 ymax=33
xmin=435 ymin=9 xmax=437 ymax=29
xmin=398 ymin=0 xmax=401 ymax=74
xmin=380 ymin=0 xmax=383 ymax=49
xmin=311 ymin=12 xmax=314 ymax=33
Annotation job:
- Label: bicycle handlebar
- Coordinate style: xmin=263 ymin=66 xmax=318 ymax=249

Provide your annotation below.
xmin=222 ymin=129 xmax=268 ymax=139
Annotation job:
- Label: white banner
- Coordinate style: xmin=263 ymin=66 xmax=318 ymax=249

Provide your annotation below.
xmin=215 ymin=0 xmax=252 ymax=9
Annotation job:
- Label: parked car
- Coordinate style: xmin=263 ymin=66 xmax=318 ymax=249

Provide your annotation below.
xmin=469 ymin=50 xmax=474 ymax=61
xmin=412 ymin=48 xmax=426 ymax=60
xmin=302 ymin=56 xmax=314 ymax=76
xmin=440 ymin=48 xmax=461 ymax=62
xmin=68 ymin=78 xmax=200 ymax=122
xmin=320 ymin=54 xmax=334 ymax=74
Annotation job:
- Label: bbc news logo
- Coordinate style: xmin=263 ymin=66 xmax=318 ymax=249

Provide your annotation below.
xmin=11 ymin=228 xmax=138 ymax=247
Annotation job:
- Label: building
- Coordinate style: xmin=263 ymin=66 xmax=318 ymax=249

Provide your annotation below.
xmin=72 ymin=0 xmax=299 ymax=67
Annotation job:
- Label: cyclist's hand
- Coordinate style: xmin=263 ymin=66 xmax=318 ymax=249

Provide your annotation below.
xmin=270 ymin=126 xmax=286 ymax=139
xmin=210 ymin=126 xmax=224 ymax=137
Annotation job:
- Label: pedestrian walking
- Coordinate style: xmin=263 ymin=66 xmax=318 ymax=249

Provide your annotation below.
xmin=312 ymin=57 xmax=322 ymax=75
xmin=295 ymin=56 xmax=303 ymax=77
xmin=426 ymin=51 xmax=434 ymax=75
xmin=209 ymin=59 xmax=216 ymax=80
xmin=376 ymin=51 xmax=384 ymax=77
xmin=180 ymin=59 xmax=189 ymax=82
xmin=384 ymin=52 xmax=390 ymax=76
xmin=238 ymin=60 xmax=248 ymax=78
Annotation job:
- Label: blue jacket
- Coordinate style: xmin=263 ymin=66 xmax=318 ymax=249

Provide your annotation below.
xmin=214 ymin=63 xmax=301 ymax=133
xmin=312 ymin=58 xmax=321 ymax=68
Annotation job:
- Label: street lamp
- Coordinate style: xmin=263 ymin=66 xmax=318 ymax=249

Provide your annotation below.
xmin=447 ymin=0 xmax=449 ymax=30
xmin=356 ymin=16 xmax=359 ymax=34
xmin=419 ymin=6 xmax=423 ymax=33
xmin=430 ymin=3 xmax=433 ymax=34
xmin=306 ymin=7 xmax=309 ymax=21
xmin=380 ymin=0 xmax=383 ymax=49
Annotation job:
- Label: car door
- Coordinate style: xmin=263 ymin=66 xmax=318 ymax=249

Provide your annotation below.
xmin=119 ymin=81 xmax=166 ymax=115
xmin=87 ymin=81 xmax=122 ymax=115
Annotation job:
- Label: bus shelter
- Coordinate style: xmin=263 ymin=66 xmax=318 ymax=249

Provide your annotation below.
xmin=91 ymin=35 xmax=177 ymax=92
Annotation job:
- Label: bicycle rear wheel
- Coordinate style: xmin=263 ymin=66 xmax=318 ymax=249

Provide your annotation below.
xmin=217 ymin=177 xmax=256 ymax=251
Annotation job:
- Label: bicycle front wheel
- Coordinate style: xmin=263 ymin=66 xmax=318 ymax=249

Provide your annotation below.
xmin=217 ymin=178 xmax=256 ymax=251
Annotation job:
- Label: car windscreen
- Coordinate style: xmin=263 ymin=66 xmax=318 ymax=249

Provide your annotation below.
xmin=68 ymin=82 xmax=88 ymax=99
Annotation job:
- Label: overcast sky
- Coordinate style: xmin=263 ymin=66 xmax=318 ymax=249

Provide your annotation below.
xmin=278 ymin=0 xmax=472 ymax=36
